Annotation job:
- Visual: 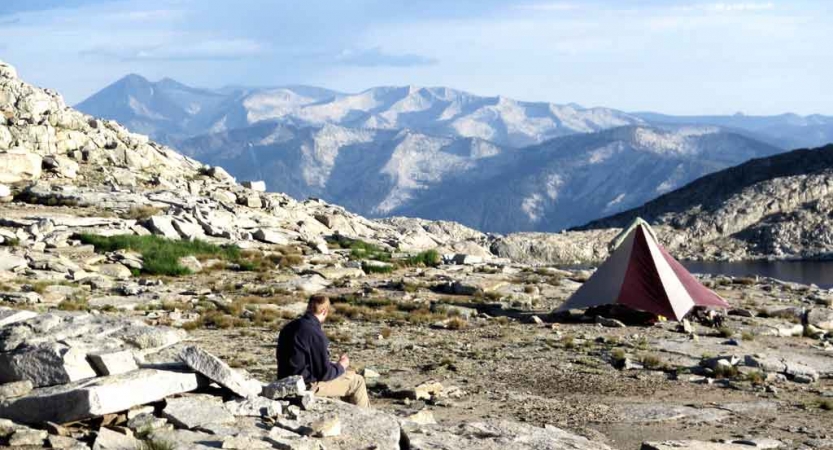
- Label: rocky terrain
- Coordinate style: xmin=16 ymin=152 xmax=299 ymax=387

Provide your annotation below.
xmin=577 ymin=144 xmax=833 ymax=262
xmin=1 ymin=59 xmax=833 ymax=450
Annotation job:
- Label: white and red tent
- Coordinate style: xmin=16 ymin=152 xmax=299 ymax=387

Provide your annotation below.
xmin=559 ymin=219 xmax=728 ymax=321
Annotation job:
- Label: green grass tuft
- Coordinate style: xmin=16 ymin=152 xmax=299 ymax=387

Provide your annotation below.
xmin=77 ymin=234 xmax=242 ymax=276
xmin=404 ymin=249 xmax=441 ymax=267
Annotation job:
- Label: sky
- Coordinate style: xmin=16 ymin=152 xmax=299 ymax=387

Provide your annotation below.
xmin=0 ymin=0 xmax=830 ymax=115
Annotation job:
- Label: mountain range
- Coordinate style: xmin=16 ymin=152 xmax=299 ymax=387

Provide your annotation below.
xmin=75 ymin=74 xmax=831 ymax=233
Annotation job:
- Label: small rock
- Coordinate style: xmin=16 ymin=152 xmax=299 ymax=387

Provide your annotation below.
xmin=596 ymin=316 xmax=626 ymax=328
xmin=362 ymin=368 xmax=380 ymax=379
xmin=309 ymin=416 xmax=341 ymax=438
xmin=299 ymin=391 xmax=315 ymax=410
xmin=242 ymin=181 xmax=267 ymax=192
xmin=9 ymin=428 xmax=47 ymax=446
xmin=93 ymin=427 xmax=140 ymax=450
xmin=0 ymin=380 xmax=33 ymax=400
xmin=262 ymin=376 xmax=306 ymax=399
xmin=412 ymin=381 xmax=444 ymax=400
xmin=177 ymin=256 xmax=203 ymax=273
xmin=88 ymin=351 xmax=138 ymax=376
xmin=163 ymin=394 xmax=235 ymax=430
xmin=253 ymin=229 xmax=289 ymax=245
xmin=403 ymin=409 xmax=437 ymax=425
xmin=127 ymin=413 xmax=168 ymax=432
xmin=98 ymin=263 xmax=133 ymax=280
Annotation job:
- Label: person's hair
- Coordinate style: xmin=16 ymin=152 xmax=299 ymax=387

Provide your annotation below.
xmin=307 ymin=295 xmax=330 ymax=315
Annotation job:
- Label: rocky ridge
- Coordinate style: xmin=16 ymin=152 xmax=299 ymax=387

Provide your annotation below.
xmin=577 ymin=144 xmax=833 ymax=261
xmin=0 ymin=59 xmax=494 ymax=259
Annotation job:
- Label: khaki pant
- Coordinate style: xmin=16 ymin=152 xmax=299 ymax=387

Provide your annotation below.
xmin=313 ymin=371 xmax=369 ymax=408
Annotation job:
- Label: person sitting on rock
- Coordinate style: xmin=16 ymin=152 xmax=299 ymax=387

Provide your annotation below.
xmin=276 ymin=294 xmax=369 ymax=407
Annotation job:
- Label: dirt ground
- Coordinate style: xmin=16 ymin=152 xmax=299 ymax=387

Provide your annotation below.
xmin=174 ymin=271 xmax=833 ymax=450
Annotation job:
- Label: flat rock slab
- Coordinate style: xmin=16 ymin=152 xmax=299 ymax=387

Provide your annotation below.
xmin=179 ymin=346 xmax=261 ymax=398
xmin=272 ymin=398 xmax=400 ymax=450
xmin=403 ymin=420 xmax=613 ymax=450
xmin=0 ymin=368 xmax=204 ymax=424
xmin=148 ymin=428 xmax=224 ymax=450
xmin=641 ymin=440 xmax=782 ymax=449
xmin=224 ymin=397 xmax=283 ymax=417
xmin=93 ymin=427 xmax=141 ymax=450
xmin=618 ymin=404 xmax=729 ymax=424
xmin=0 ymin=308 xmax=38 ymax=327
xmin=163 ymin=394 xmax=236 ymax=430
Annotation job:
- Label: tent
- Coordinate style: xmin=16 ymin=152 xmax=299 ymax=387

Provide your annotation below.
xmin=558 ymin=218 xmax=729 ymax=321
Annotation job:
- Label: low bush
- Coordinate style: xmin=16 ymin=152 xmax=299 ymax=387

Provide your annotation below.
xmin=329 ymin=237 xmax=391 ymax=262
xmin=57 ymin=299 xmax=89 ymax=311
xmin=717 ymin=327 xmax=734 ymax=338
xmin=745 ymin=370 xmax=765 ymax=385
xmin=446 ymin=317 xmax=468 ymax=330
xmin=640 ymin=354 xmax=667 ymax=370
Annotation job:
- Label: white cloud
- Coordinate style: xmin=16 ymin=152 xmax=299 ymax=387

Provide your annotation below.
xmin=679 ymin=2 xmax=776 ymax=13
xmin=82 ymin=39 xmax=268 ymax=61
xmin=335 ymin=47 xmax=437 ymax=67
xmin=514 ymin=2 xmax=581 ymax=11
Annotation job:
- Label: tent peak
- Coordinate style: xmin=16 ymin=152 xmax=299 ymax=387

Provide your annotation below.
xmin=609 ymin=217 xmax=657 ymax=251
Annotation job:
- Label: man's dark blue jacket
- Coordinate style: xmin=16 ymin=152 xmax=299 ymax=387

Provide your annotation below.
xmin=276 ymin=312 xmax=344 ymax=384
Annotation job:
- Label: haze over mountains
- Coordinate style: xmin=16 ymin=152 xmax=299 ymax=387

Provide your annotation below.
xmin=75 ymin=74 xmax=830 ymax=233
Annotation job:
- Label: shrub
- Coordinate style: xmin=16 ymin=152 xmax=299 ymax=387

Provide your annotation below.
xmin=495 ymin=316 xmax=511 ymax=325
xmin=447 ymin=317 xmax=468 ymax=330
xmin=404 ymin=250 xmax=441 ymax=267
xmin=77 ymin=234 xmax=242 ymax=276
xmin=611 ymin=348 xmax=627 ymax=363
xmin=820 ymin=399 xmax=833 ymax=411
xmin=279 ymin=254 xmax=304 ymax=268
xmin=741 ymin=331 xmax=756 ymax=341
xmin=640 ymin=354 xmax=666 ymax=370
xmin=713 ymin=364 xmax=739 ymax=379
xmin=745 ymin=370 xmax=765 ymax=385
xmin=562 ymin=335 xmax=576 ymax=350
xmin=57 ymin=299 xmax=89 ymax=311
xmin=717 ymin=327 xmax=734 ymax=338
xmin=380 ymin=327 xmax=393 ymax=339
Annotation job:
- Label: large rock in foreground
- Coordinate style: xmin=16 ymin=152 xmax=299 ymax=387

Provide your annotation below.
xmin=179 ymin=345 xmax=261 ymax=398
xmin=0 ymin=368 xmax=204 ymax=424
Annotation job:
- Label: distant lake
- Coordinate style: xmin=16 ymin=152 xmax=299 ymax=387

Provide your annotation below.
xmin=683 ymin=260 xmax=833 ymax=289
